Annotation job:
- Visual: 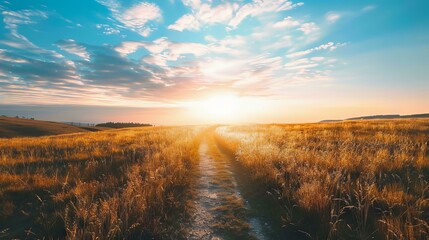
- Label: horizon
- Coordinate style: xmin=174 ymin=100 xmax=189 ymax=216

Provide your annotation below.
xmin=1 ymin=0 xmax=428 ymax=124
xmin=1 ymin=104 xmax=428 ymax=125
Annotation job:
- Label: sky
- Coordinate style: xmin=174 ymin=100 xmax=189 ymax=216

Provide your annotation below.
xmin=0 ymin=0 xmax=428 ymax=124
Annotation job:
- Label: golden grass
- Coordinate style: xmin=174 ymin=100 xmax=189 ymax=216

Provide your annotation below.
xmin=0 ymin=116 xmax=105 ymax=138
xmin=1 ymin=119 xmax=428 ymax=239
xmin=214 ymin=119 xmax=429 ymax=239
xmin=0 ymin=126 xmax=203 ymax=239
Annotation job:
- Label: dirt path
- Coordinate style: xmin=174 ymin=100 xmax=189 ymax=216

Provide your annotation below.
xmin=186 ymin=136 xmax=267 ymax=239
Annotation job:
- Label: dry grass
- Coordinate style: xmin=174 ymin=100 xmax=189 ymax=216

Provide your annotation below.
xmin=2 ymin=119 xmax=428 ymax=239
xmin=214 ymin=119 xmax=429 ymax=239
xmin=0 ymin=126 xmax=203 ymax=239
xmin=0 ymin=116 xmax=106 ymax=138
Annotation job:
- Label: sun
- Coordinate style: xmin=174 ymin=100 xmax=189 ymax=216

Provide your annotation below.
xmin=186 ymin=94 xmax=271 ymax=123
xmin=201 ymin=95 xmax=240 ymax=116
xmin=188 ymin=94 xmax=242 ymax=122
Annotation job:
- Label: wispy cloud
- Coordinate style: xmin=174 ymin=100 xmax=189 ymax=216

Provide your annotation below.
xmin=287 ymin=42 xmax=346 ymax=58
xmin=273 ymin=16 xmax=300 ymax=28
xmin=56 ymin=39 xmax=90 ymax=60
xmin=95 ymin=23 xmax=120 ymax=35
xmin=169 ymin=0 xmax=235 ymax=31
xmin=229 ymin=0 xmax=303 ymax=29
xmin=0 ymin=0 xmax=352 ymax=106
xmin=168 ymin=14 xmax=200 ymax=31
xmin=326 ymin=12 xmax=341 ymax=23
xmin=96 ymin=0 xmax=161 ymax=37
xmin=299 ymin=22 xmax=319 ymax=35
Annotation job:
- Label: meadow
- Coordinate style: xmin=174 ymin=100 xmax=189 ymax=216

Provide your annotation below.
xmin=215 ymin=119 xmax=429 ymax=239
xmin=0 ymin=119 xmax=428 ymax=239
xmin=0 ymin=126 xmax=202 ymax=239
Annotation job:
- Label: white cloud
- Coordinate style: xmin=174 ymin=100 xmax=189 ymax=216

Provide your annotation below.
xmin=56 ymin=39 xmax=90 ymax=60
xmin=287 ymin=42 xmax=345 ymax=58
xmin=285 ymin=58 xmax=319 ymax=70
xmin=97 ymin=0 xmax=161 ymax=37
xmin=299 ymin=22 xmax=319 ymax=35
xmin=273 ymin=16 xmax=300 ymax=28
xmin=96 ymin=24 xmax=120 ymax=35
xmin=206 ymin=35 xmax=247 ymax=55
xmin=115 ymin=41 xmax=145 ymax=57
xmin=326 ymin=12 xmax=341 ymax=23
xmin=2 ymin=10 xmax=48 ymax=30
xmin=197 ymin=3 xmax=235 ymax=24
xmin=116 ymin=37 xmax=208 ymax=63
xmin=263 ymin=35 xmax=293 ymax=50
xmin=169 ymin=1 xmax=235 ymax=31
xmin=168 ymin=14 xmax=200 ymax=31
xmin=182 ymin=0 xmax=201 ymax=9
xmin=228 ymin=0 xmax=303 ymax=29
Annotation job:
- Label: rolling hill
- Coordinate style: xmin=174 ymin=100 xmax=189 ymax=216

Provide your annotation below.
xmin=0 ymin=116 xmax=107 ymax=138
xmin=321 ymin=113 xmax=429 ymax=122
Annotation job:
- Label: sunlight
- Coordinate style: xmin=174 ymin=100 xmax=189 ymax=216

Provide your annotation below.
xmin=184 ymin=94 xmax=276 ymax=124
xmin=187 ymin=94 xmax=244 ymax=123
xmin=200 ymin=95 xmax=240 ymax=117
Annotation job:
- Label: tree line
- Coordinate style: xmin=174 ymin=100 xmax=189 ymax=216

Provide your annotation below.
xmin=95 ymin=122 xmax=152 ymax=128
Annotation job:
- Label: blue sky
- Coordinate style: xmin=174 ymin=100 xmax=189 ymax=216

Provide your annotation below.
xmin=0 ymin=0 xmax=428 ymax=124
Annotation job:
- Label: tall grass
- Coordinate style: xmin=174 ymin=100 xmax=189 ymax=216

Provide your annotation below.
xmin=0 ymin=126 xmax=202 ymax=239
xmin=215 ymin=119 xmax=429 ymax=239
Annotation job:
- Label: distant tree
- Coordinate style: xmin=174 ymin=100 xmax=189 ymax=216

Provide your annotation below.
xmin=30 ymin=118 xmax=35 ymax=120
xmin=96 ymin=122 xmax=152 ymax=129
xmin=15 ymin=116 xmax=19 ymax=118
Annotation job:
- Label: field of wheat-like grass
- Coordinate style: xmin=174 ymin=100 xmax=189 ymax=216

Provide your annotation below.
xmin=1 ymin=119 xmax=428 ymax=239
xmin=214 ymin=119 xmax=429 ymax=239
xmin=0 ymin=126 xmax=202 ymax=239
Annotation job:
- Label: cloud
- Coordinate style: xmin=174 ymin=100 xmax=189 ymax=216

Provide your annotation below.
xmin=1 ymin=9 xmax=48 ymax=49
xmin=0 ymin=50 xmax=78 ymax=84
xmin=299 ymin=22 xmax=319 ymax=35
xmin=97 ymin=0 xmax=161 ymax=37
xmin=0 ymin=49 xmax=28 ymax=63
xmin=205 ymin=35 xmax=247 ymax=55
xmin=168 ymin=14 xmax=200 ymax=31
xmin=326 ymin=12 xmax=341 ymax=23
xmin=285 ymin=58 xmax=322 ymax=70
xmin=56 ymin=39 xmax=90 ymax=60
xmin=96 ymin=24 xmax=120 ymax=35
xmin=287 ymin=42 xmax=346 ymax=58
xmin=273 ymin=16 xmax=300 ymax=28
xmin=116 ymin=37 xmax=208 ymax=60
xmin=2 ymin=9 xmax=48 ymax=30
xmin=115 ymin=41 xmax=145 ymax=57
xmin=228 ymin=0 xmax=303 ymax=29
xmin=168 ymin=1 xmax=235 ymax=31
xmin=0 ymin=0 xmax=345 ymax=105
xmin=0 ymin=9 xmax=65 ymax=61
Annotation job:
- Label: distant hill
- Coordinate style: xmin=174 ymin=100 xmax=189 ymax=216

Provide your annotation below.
xmin=320 ymin=113 xmax=429 ymax=122
xmin=0 ymin=116 xmax=108 ymax=138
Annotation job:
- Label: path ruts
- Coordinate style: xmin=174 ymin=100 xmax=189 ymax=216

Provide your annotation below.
xmin=186 ymin=135 xmax=267 ymax=240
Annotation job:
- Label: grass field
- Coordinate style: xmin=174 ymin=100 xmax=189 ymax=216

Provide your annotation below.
xmin=0 ymin=116 xmax=108 ymax=138
xmin=0 ymin=126 xmax=202 ymax=239
xmin=1 ymin=119 xmax=428 ymax=239
xmin=215 ymin=119 xmax=429 ymax=239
